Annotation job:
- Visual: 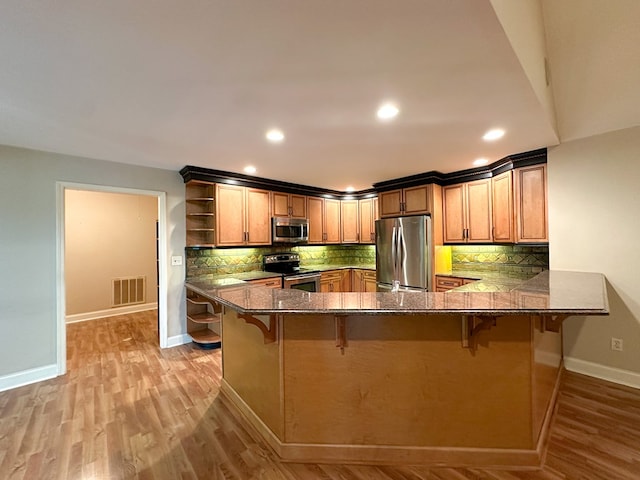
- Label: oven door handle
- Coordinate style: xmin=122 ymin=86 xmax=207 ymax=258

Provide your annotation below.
xmin=284 ymin=273 xmax=321 ymax=281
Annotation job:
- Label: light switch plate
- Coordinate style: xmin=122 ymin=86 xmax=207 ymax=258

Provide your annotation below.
xmin=171 ymin=255 xmax=183 ymax=266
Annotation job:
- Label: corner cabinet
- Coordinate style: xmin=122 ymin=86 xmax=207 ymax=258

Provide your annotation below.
xmin=215 ymin=184 xmax=271 ymax=246
xmin=320 ymin=269 xmax=351 ymax=292
xmin=185 ymin=181 xmax=216 ymax=247
xmin=340 ymin=200 xmax=359 ymax=243
xmin=186 ymin=287 xmax=222 ymax=348
xmin=307 ymin=197 xmax=341 ymax=244
xmin=514 ymin=164 xmax=548 ymax=243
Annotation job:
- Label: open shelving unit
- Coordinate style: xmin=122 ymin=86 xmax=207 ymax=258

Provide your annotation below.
xmin=186 ymin=180 xmax=216 ymax=247
xmin=186 ymin=288 xmax=222 ymax=349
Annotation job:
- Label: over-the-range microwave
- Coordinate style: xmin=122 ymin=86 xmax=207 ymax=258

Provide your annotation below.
xmin=272 ymin=217 xmax=309 ymax=243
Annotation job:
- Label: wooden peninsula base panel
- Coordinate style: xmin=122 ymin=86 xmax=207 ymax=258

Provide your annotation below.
xmin=186 ymin=270 xmax=608 ymax=468
xmin=220 ymin=309 xmax=562 ymax=468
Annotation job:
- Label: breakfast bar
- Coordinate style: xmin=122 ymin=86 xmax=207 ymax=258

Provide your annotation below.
xmin=185 ymin=271 xmax=608 ymax=468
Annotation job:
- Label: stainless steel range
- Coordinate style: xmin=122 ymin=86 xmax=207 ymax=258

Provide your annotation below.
xmin=262 ymin=253 xmax=321 ymax=292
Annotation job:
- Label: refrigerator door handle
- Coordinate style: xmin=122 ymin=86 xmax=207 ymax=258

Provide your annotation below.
xmin=391 ymin=225 xmax=398 ymax=278
xmin=398 ymin=224 xmax=405 ymax=272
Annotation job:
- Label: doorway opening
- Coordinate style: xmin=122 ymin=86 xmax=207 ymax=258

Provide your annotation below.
xmin=56 ymin=183 xmax=168 ymax=375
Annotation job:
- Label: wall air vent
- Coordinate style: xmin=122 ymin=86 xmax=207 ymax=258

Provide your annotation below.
xmin=112 ymin=276 xmax=146 ymax=307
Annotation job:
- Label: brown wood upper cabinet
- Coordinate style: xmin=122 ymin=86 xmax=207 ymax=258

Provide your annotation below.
xmin=443 ymin=179 xmax=492 ymax=243
xmin=379 ymin=185 xmax=431 ymax=218
xmin=443 ymin=166 xmax=548 ymax=244
xmin=514 ymin=164 xmax=548 ymax=243
xmin=307 ymin=197 xmax=341 ymax=244
xmin=358 ymin=197 xmax=378 ymax=244
xmin=215 ymin=184 xmax=271 ymax=246
xmin=491 ymin=171 xmax=515 ymax=243
xmin=340 ymin=199 xmax=359 ymax=243
xmin=272 ymin=192 xmax=306 ymax=218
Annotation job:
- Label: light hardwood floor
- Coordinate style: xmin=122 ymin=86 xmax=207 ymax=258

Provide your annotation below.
xmin=0 ymin=310 xmax=639 ymax=479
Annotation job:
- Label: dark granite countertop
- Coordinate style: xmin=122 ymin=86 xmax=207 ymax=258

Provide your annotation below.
xmin=186 ymin=264 xmax=376 ymax=285
xmin=304 ymin=263 xmax=376 ymax=272
xmin=185 ymin=270 xmax=609 ymax=316
xmin=436 ymin=270 xmax=537 ymax=292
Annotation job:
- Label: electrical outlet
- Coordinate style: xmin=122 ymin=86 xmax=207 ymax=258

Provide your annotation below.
xmin=171 ymin=255 xmax=183 ymax=266
xmin=611 ymin=337 xmax=623 ymax=351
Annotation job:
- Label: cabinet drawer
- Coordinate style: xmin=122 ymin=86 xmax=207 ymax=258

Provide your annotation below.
xmin=435 ymin=276 xmax=464 ymax=289
xmin=321 ymin=271 xmax=343 ymax=280
xmin=249 ymin=277 xmax=282 ymax=289
xmin=362 ymin=270 xmax=376 ymax=280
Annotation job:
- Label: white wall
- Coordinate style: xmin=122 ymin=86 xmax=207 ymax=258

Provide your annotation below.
xmin=0 ymin=145 xmax=186 ymax=382
xmin=548 ymin=126 xmax=640 ymax=386
xmin=490 ymin=0 xmax=558 ymax=135
xmin=65 ymin=190 xmax=158 ymax=316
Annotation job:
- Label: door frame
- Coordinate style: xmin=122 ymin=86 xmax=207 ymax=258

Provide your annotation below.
xmin=55 ymin=182 xmax=169 ymax=375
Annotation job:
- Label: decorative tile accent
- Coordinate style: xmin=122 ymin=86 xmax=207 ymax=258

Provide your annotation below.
xmin=451 ymin=245 xmax=549 ymax=276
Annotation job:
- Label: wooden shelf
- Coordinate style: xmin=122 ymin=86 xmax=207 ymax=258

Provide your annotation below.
xmin=189 ymin=329 xmax=221 ymax=344
xmin=187 ymin=285 xmax=222 ymax=349
xmin=187 ymin=311 xmax=221 ymax=324
xmin=186 ymin=180 xmax=216 ymax=247
xmin=187 ymin=197 xmax=215 ymax=202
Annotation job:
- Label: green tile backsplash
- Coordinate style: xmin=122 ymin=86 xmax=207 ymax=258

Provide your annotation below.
xmin=451 ymin=245 xmax=549 ymax=276
xmin=186 ymin=244 xmax=547 ymax=278
xmin=186 ymin=245 xmax=376 ymax=278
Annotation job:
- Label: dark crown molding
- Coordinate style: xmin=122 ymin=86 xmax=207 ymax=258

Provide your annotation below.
xmin=373 ymin=148 xmax=547 ymax=191
xmin=180 ymin=148 xmax=546 ymax=198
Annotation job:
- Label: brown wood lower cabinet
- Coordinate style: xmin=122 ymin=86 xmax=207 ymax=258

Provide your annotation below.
xmin=320 ymin=269 xmax=351 ymax=292
xmin=435 ymin=275 xmax=476 ymax=292
xmin=352 ymin=269 xmax=377 ymax=292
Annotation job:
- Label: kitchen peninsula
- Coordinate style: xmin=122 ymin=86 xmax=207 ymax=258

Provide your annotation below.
xmin=186 ymin=270 xmax=608 ymax=468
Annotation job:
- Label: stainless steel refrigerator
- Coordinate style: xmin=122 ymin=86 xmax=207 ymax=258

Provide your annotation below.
xmin=375 ymin=215 xmax=432 ymax=292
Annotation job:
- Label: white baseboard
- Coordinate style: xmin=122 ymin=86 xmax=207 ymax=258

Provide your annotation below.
xmin=167 ymin=333 xmax=192 ymax=348
xmin=65 ymin=302 xmax=158 ymax=323
xmin=564 ymin=357 xmax=640 ymax=390
xmin=0 ymin=364 xmax=58 ymax=393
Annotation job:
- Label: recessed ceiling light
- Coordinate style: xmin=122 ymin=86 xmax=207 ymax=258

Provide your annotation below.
xmin=473 ymin=158 xmax=489 ymax=166
xmin=376 ymin=102 xmax=399 ymax=121
xmin=244 ymin=165 xmax=257 ymax=174
xmin=483 ymin=128 xmax=505 ymax=141
xmin=265 ymin=128 xmax=285 ymax=143
xmin=345 ymin=186 xmax=355 ymax=192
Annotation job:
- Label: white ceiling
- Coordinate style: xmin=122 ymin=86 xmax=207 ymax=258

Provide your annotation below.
xmin=0 ymin=1 xmax=637 ymax=191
